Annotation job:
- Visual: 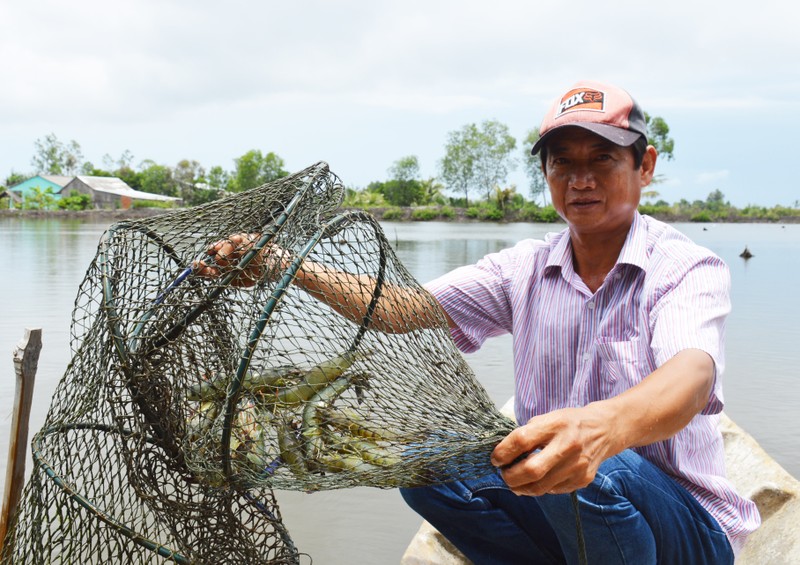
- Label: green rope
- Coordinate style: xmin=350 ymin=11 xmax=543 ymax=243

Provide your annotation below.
xmin=571 ymin=490 xmax=588 ymax=565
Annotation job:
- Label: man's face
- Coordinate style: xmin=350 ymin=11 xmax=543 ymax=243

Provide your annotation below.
xmin=543 ymin=127 xmax=655 ymax=239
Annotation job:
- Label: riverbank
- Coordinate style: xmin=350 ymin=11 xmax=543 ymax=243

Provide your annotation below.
xmin=360 ymin=206 xmax=800 ymax=224
xmin=0 ymin=207 xmax=169 ymax=221
xmin=3 ymin=206 xmax=800 ymax=224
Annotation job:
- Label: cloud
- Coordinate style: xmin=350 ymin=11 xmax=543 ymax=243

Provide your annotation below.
xmin=3 ymin=0 xmax=798 ymax=122
xmin=1 ymin=0 xmax=798 ymax=205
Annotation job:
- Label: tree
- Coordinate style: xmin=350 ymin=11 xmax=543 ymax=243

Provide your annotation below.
xmin=57 ymin=190 xmax=93 ymax=210
xmin=439 ymin=120 xmax=517 ymax=205
xmin=31 ymin=133 xmax=85 ymax=175
xmin=521 ymin=128 xmax=548 ymax=205
xmin=139 ymin=160 xmax=178 ymax=197
xmin=62 ymin=140 xmax=84 ymax=175
xmin=207 ymin=166 xmax=231 ymax=192
xmin=388 ymin=155 xmax=420 ymax=183
xmin=420 ymin=177 xmax=445 ymax=205
xmin=705 ymin=189 xmax=729 ymax=213
xmin=4 ymin=171 xmax=26 ymax=188
xmin=342 ymin=186 xmax=388 ymax=208
xmin=379 ymin=155 xmax=425 ymax=206
xmin=22 ymin=186 xmax=57 ymax=210
xmin=31 ymin=133 xmax=64 ymax=174
xmin=230 ymin=150 xmax=288 ymax=192
xmin=116 ymin=166 xmax=142 ymax=190
xmin=439 ymin=125 xmax=476 ymax=206
xmin=472 ymin=120 xmax=517 ymax=201
xmin=381 ymin=179 xmax=425 ymax=207
xmin=86 ymin=151 xmax=142 ymax=189
xmin=102 ymin=150 xmax=134 ymax=172
xmin=645 ymin=113 xmax=675 ymax=161
xmin=493 ymin=185 xmax=518 ymax=211
xmin=641 ymin=189 xmax=661 ymax=202
xmin=174 ymin=159 xmax=207 ymax=204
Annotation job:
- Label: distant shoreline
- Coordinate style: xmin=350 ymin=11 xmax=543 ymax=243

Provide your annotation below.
xmin=0 ymin=208 xmax=168 ymax=220
xmin=2 ymin=207 xmax=799 ymax=224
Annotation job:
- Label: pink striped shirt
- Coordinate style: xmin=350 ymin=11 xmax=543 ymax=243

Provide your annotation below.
xmin=425 ymin=212 xmax=760 ymax=553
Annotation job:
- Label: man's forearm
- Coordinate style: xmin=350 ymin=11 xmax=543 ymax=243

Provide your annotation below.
xmin=592 ymin=348 xmax=715 ymax=454
xmin=491 ymin=348 xmax=716 ymax=496
xmin=292 ymin=260 xmax=451 ymax=334
xmin=197 ymin=234 xmax=452 ymax=333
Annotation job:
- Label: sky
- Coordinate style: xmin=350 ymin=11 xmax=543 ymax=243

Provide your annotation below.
xmin=1 ymin=0 xmax=798 ymax=208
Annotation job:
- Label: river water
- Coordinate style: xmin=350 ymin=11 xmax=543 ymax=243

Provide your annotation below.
xmin=1 ymin=216 xmax=798 ymax=564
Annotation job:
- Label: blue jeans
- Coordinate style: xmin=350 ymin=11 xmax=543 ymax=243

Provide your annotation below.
xmin=400 ymin=449 xmax=733 ymax=565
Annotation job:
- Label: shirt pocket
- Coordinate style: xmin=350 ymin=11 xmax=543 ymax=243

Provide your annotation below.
xmin=594 ymin=338 xmax=655 ymax=400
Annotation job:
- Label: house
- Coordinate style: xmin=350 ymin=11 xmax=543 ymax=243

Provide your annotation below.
xmin=61 ymin=176 xmax=182 ymax=210
xmin=8 ymin=175 xmax=73 ymax=202
xmin=1 ymin=189 xmax=21 ymax=208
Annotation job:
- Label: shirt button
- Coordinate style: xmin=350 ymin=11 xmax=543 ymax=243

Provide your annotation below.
xmin=582 ymin=353 xmax=591 ymax=361
xmin=586 ymin=301 xmax=596 ymax=310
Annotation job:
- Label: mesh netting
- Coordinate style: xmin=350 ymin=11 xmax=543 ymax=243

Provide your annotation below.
xmin=2 ymin=162 xmax=515 ymax=563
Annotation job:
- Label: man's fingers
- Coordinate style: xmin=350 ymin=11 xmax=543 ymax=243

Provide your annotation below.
xmin=502 ymin=453 xmax=561 ymax=493
xmin=491 ymin=423 xmax=547 ymax=468
xmin=193 ymin=262 xmax=219 ymax=278
xmin=545 ymin=478 xmax=580 ymax=496
xmin=210 ymin=241 xmax=240 ymax=267
xmin=204 ymin=234 xmax=254 ymax=266
xmin=500 ymin=445 xmax=559 ymax=489
xmin=502 ymin=437 xmax=599 ymax=496
xmin=194 ymin=233 xmax=273 ymax=288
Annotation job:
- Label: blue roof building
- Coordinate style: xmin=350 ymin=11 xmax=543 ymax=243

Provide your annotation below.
xmin=8 ymin=175 xmax=73 ymax=201
xmin=7 ymin=174 xmax=182 ymax=209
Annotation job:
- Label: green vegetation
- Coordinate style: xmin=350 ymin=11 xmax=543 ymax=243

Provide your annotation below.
xmin=56 ymin=190 xmax=92 ymax=211
xmin=342 ymin=188 xmax=388 ymax=208
xmin=2 ymin=134 xmax=290 ymax=210
xmin=21 ymin=186 xmax=57 ymax=210
xmin=517 ymin=204 xmax=561 ymax=223
xmin=410 ymin=206 xmax=456 ymax=221
xmin=2 ymin=123 xmax=798 ymax=223
xmin=380 ymin=207 xmax=405 ymax=221
xmin=521 ymin=128 xmax=548 ymax=206
xmin=466 ymin=203 xmax=504 ymax=221
xmin=132 ymin=199 xmax=180 ymax=209
xmin=439 ymin=120 xmax=517 ymax=206
xmin=638 ymin=193 xmax=800 ymax=223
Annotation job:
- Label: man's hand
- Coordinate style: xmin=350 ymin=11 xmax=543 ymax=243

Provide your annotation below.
xmin=491 ymin=404 xmax=618 ymax=497
xmin=194 ymin=233 xmax=289 ymax=287
xmin=491 ymin=349 xmax=716 ymax=497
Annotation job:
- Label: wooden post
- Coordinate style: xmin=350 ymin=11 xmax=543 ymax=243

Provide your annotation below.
xmin=0 ymin=328 xmax=41 ymax=548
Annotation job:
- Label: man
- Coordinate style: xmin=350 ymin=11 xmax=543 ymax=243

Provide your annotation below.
xmin=398 ymin=80 xmax=760 ymax=564
xmin=199 ymin=80 xmax=759 ymax=563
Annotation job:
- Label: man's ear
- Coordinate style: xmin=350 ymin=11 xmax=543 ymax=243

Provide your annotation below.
xmin=640 ymin=145 xmax=658 ymax=187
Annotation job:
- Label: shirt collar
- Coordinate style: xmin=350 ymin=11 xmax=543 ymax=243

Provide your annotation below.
xmin=615 ymin=212 xmax=649 ymax=271
xmin=545 ymin=212 xmax=649 ymax=275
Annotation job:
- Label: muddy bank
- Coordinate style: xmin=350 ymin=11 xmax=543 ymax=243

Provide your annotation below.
xmin=2 ymin=206 xmax=799 ymax=225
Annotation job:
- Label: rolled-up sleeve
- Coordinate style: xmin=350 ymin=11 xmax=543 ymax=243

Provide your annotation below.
xmin=649 ymin=256 xmax=731 ymax=414
xmin=424 ymin=249 xmax=517 ymax=353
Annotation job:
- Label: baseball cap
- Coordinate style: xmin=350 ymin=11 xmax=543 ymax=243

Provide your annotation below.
xmin=530 ymin=80 xmax=647 ymax=155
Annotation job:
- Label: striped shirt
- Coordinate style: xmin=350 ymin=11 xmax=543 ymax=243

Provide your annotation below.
xmin=425 ymin=212 xmax=760 ymax=553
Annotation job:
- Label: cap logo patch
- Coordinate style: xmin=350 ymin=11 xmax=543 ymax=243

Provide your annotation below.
xmin=557 ymin=88 xmax=605 ymax=116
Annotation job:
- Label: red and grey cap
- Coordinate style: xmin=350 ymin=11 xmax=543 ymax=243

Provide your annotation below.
xmin=531 ymin=80 xmax=647 ymax=155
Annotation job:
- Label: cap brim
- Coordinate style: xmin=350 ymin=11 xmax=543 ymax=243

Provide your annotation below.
xmin=531 ymin=123 xmax=643 ymax=155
